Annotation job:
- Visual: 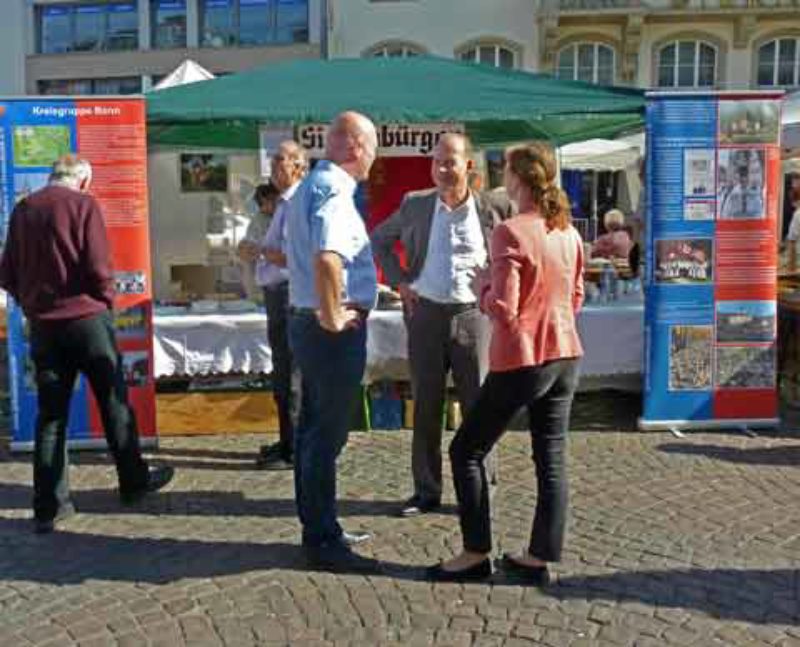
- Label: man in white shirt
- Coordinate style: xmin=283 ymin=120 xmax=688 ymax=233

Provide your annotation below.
xmin=239 ymin=141 xmax=308 ymax=469
xmin=371 ymin=134 xmax=514 ymax=517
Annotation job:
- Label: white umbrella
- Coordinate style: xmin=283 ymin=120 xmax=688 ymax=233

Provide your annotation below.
xmin=558 ymin=138 xmax=641 ymax=172
xmin=152 ymin=59 xmax=215 ymax=91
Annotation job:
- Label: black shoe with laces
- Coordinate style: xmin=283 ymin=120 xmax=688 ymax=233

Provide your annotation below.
xmin=33 ymin=503 xmax=77 ymax=535
xmin=120 ymin=465 xmax=175 ymax=505
xmin=256 ymin=452 xmax=293 ymax=471
xmin=341 ymin=530 xmax=371 ymax=546
xmin=398 ymin=495 xmax=441 ymax=518
xmin=304 ymin=543 xmax=380 ymax=574
xmin=258 ymin=442 xmax=283 ymax=459
xmin=426 ymin=558 xmax=492 ymax=582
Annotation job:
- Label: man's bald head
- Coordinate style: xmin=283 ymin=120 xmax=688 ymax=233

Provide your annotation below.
xmin=326 ymin=111 xmax=378 ymax=181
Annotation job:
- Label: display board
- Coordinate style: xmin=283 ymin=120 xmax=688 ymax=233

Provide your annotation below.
xmin=641 ymin=91 xmax=782 ymax=431
xmin=0 ymin=97 xmax=156 ymax=450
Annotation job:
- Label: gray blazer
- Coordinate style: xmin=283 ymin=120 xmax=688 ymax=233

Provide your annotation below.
xmin=370 ymin=188 xmax=516 ymax=288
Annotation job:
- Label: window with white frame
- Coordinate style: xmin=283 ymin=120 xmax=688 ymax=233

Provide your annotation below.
xmin=457 ymin=43 xmax=517 ymax=69
xmin=367 ymin=42 xmax=424 ymax=58
xmin=557 ymin=42 xmax=615 ymax=85
xmin=758 ymin=38 xmax=800 ymax=87
xmin=657 ymin=40 xmax=717 ymax=88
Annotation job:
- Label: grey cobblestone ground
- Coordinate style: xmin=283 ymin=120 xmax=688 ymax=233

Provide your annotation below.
xmin=0 ymin=392 xmax=798 ymax=646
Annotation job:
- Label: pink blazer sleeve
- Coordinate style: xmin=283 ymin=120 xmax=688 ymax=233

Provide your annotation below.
xmin=480 ymin=223 xmax=527 ymax=326
xmin=573 ymin=231 xmax=585 ymax=314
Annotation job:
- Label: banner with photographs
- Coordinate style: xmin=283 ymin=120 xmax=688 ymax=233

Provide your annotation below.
xmin=641 ymin=92 xmax=782 ymax=430
xmin=0 ymin=98 xmax=156 ymax=450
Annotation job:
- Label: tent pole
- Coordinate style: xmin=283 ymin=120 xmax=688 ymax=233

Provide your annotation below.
xmin=591 ymin=171 xmax=599 ymax=240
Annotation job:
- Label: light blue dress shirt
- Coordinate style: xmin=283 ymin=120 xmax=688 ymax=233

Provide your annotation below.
xmin=286 ymin=161 xmax=378 ymax=311
xmin=411 ymin=194 xmax=487 ymax=304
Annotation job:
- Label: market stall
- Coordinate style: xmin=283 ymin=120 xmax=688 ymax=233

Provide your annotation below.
xmin=144 ymin=57 xmax=647 ymax=432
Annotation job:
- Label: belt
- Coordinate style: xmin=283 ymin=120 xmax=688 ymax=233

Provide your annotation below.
xmin=289 ymin=305 xmax=369 ymax=321
xmin=262 ymin=281 xmax=289 ymax=291
xmin=418 ymin=296 xmax=477 ymax=314
xmin=289 ymin=306 xmax=316 ymax=317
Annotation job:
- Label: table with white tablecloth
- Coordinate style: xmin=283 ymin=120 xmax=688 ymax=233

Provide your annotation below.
xmin=154 ymin=297 xmax=644 ymax=389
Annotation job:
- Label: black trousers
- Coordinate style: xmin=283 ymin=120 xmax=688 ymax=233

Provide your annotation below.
xmin=406 ymin=298 xmax=494 ymax=502
xmin=264 ymin=284 xmax=297 ymax=458
xmin=449 ymin=358 xmax=580 ymax=561
xmin=30 ymin=310 xmax=149 ymax=522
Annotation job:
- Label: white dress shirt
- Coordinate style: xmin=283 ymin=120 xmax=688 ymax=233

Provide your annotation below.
xmin=411 ymin=194 xmax=487 ymax=304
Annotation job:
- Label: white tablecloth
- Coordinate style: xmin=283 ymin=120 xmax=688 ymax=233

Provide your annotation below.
xmin=153 ymin=300 xmax=644 ymax=386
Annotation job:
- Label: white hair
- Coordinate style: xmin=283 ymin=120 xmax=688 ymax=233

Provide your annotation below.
xmin=603 ymin=208 xmax=625 ymax=230
xmin=50 ymin=155 xmax=92 ymax=189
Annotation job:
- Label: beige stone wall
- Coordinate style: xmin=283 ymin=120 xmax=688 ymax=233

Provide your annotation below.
xmin=329 ymin=0 xmax=539 ymax=70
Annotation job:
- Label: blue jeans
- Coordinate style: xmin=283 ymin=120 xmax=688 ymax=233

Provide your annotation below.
xmin=289 ymin=312 xmax=367 ymax=546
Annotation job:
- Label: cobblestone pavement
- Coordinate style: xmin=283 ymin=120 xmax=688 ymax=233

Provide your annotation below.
xmin=0 ymin=393 xmax=799 ymax=646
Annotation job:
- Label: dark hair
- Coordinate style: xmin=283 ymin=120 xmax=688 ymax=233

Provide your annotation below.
xmin=505 ymin=141 xmax=571 ymax=230
xmin=254 ymin=182 xmax=280 ymax=206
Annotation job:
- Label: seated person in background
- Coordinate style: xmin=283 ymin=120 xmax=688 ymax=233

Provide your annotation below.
xmin=590 ymin=209 xmax=633 ymax=260
xmin=785 ymin=189 xmax=800 ymax=272
xmin=623 ymin=224 xmax=640 ymax=278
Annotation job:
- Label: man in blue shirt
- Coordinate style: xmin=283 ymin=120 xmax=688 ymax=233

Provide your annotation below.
xmin=286 ymin=111 xmax=379 ymax=571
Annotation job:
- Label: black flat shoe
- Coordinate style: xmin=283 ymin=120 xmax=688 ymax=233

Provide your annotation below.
xmin=499 ymin=553 xmax=550 ymax=586
xmin=426 ymin=559 xmax=491 ymax=582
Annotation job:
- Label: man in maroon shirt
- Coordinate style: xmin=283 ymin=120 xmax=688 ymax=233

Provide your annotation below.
xmin=0 ymin=155 xmax=174 ymax=534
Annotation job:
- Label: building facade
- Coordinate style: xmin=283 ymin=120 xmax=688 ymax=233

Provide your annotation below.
xmin=0 ymin=0 xmax=324 ymax=96
xmin=2 ymin=1 xmax=797 ymax=96
xmin=541 ymin=0 xmax=800 ymax=91
xmin=328 ymin=0 xmax=800 ymax=93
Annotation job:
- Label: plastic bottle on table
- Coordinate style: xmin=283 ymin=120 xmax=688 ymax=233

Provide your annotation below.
xmin=600 ymin=265 xmax=613 ymax=303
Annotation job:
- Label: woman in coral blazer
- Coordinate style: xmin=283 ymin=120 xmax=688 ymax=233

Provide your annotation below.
xmin=427 ymin=142 xmax=584 ymax=584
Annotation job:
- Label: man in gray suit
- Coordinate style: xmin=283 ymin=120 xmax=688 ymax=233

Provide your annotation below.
xmin=371 ymin=133 xmax=514 ymax=517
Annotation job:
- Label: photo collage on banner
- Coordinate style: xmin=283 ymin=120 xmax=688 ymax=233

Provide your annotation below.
xmin=642 ymin=92 xmax=782 ymax=428
xmin=0 ymin=99 xmax=155 ymax=450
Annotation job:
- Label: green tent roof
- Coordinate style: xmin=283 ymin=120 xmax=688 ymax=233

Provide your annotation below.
xmin=147 ymin=56 xmax=645 ymax=148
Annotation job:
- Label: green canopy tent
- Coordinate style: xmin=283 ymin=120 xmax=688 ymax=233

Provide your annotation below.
xmin=147 ymin=56 xmax=645 ymax=149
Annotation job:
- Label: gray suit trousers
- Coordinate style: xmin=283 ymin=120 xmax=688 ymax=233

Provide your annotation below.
xmin=407 ymin=297 xmax=496 ymax=501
